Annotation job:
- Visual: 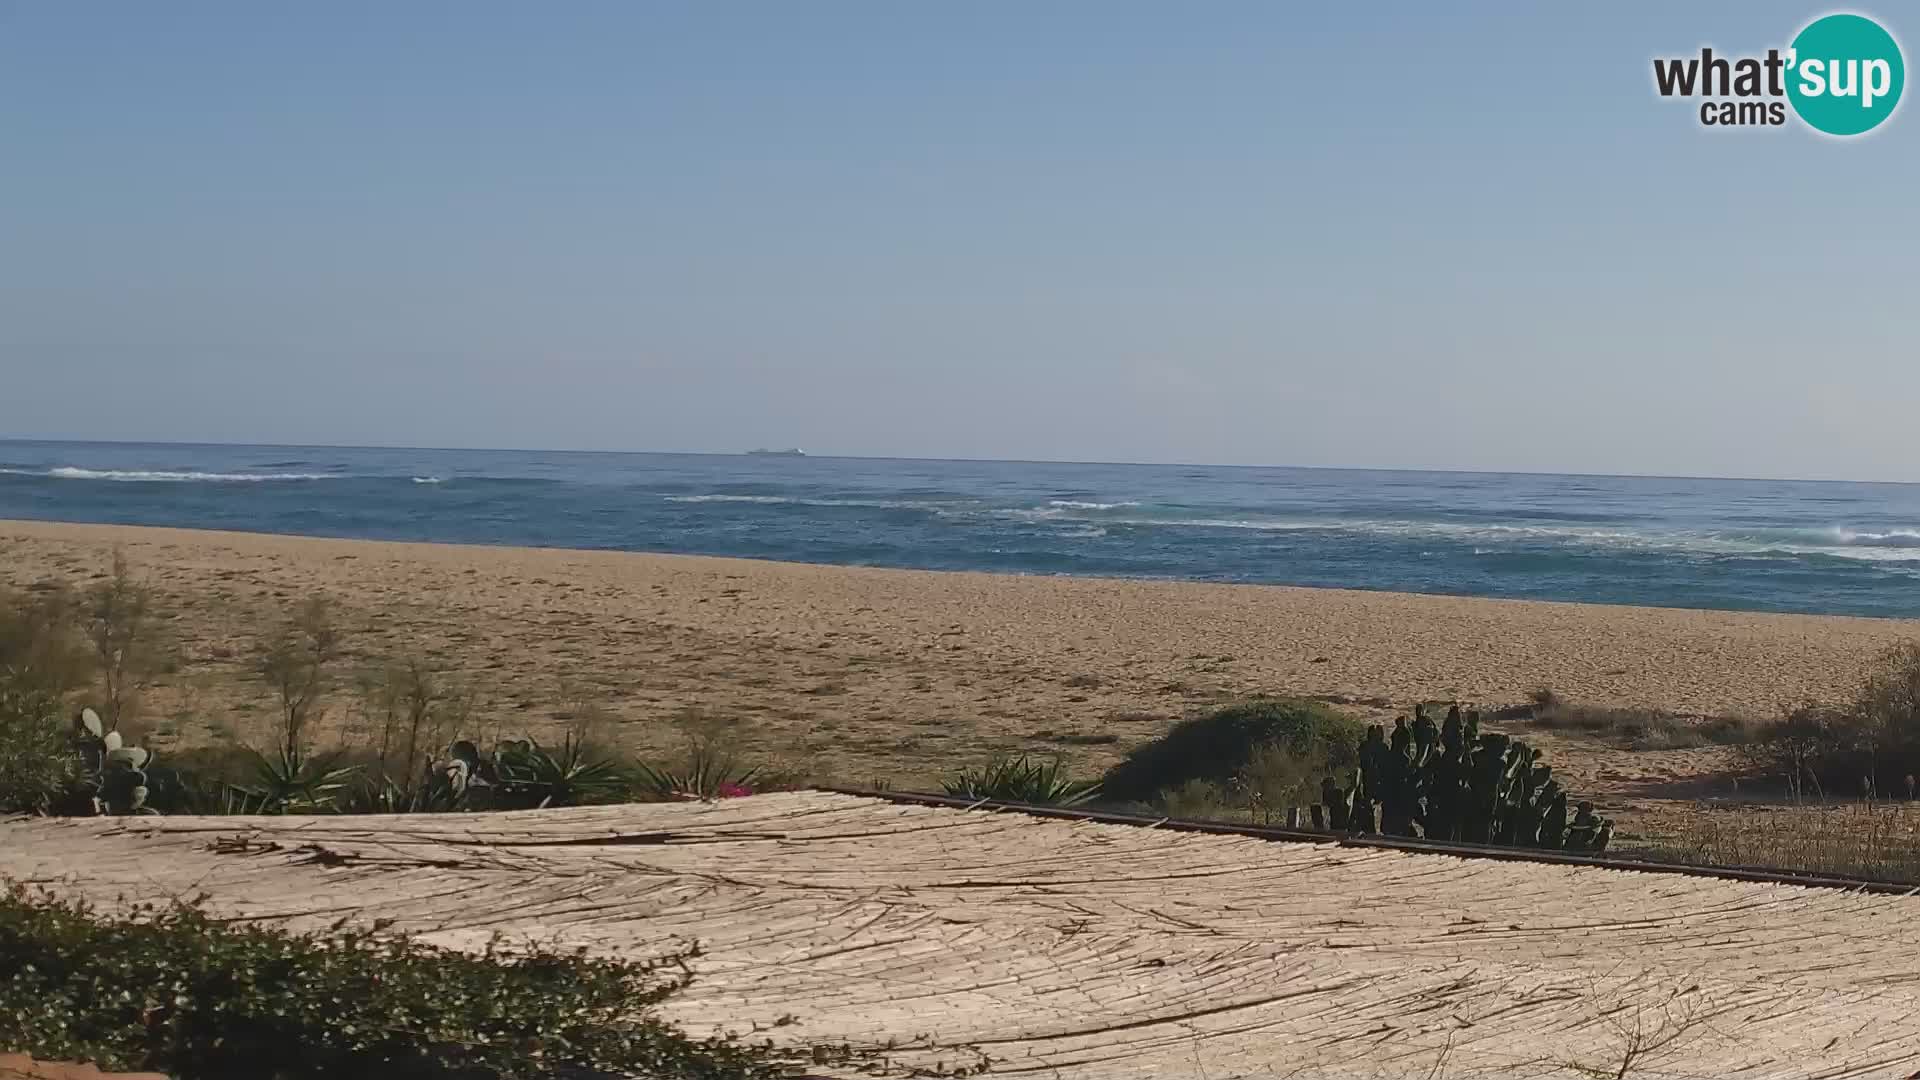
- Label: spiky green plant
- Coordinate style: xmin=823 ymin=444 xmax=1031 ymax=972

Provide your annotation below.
xmin=493 ymin=734 xmax=630 ymax=808
xmin=944 ymin=753 xmax=1100 ymax=806
xmin=634 ymin=735 xmax=761 ymax=801
xmin=237 ymin=747 xmax=359 ymax=814
xmin=337 ymin=735 xmax=631 ymax=813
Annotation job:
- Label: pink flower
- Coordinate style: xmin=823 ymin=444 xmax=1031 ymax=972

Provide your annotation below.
xmin=716 ymin=782 xmax=754 ymax=799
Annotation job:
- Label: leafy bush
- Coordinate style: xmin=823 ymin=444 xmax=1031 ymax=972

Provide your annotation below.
xmin=1847 ymin=641 xmax=1920 ymax=793
xmin=1098 ymin=699 xmax=1363 ymax=805
xmin=943 ymin=753 xmax=1099 ymax=805
xmin=1748 ymin=643 xmax=1920 ymax=795
xmin=1 ymin=696 xmax=164 ymax=818
xmin=0 ymin=684 xmax=79 ymax=814
xmin=1149 ymin=777 xmax=1239 ymax=821
xmin=0 ymin=884 xmax=782 ymax=1079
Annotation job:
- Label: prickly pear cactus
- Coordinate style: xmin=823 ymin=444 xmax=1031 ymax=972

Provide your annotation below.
xmin=1317 ymin=702 xmax=1611 ymax=853
xmin=69 ymin=707 xmax=156 ymax=816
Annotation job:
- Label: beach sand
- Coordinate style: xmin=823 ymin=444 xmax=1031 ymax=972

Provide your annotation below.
xmin=3 ymin=519 xmax=1915 ymax=802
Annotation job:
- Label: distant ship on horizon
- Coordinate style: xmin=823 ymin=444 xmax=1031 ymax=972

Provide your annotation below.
xmin=745 ymin=447 xmax=806 ymax=457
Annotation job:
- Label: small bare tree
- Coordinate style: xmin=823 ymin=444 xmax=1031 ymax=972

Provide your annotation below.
xmin=82 ymin=550 xmax=159 ymax=731
xmin=258 ymin=595 xmax=342 ymax=759
xmin=358 ymin=656 xmax=476 ymax=795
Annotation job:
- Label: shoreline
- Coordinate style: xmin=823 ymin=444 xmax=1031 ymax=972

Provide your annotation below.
xmin=4 ymin=517 xmax=1916 ymax=789
xmin=5 ymin=514 xmax=1917 ymax=624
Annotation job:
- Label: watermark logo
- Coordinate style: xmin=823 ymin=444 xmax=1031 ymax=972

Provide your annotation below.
xmin=1653 ymin=12 xmax=1904 ymax=135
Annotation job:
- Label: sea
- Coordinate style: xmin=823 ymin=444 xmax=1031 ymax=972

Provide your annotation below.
xmin=5 ymin=440 xmax=1920 ymax=619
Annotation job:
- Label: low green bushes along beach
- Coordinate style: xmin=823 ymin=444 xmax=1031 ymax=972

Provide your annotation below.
xmin=0 ymin=884 xmax=793 ymax=1080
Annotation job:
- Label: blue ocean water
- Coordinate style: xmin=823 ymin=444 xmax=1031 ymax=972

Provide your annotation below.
xmin=6 ymin=440 xmax=1920 ymax=619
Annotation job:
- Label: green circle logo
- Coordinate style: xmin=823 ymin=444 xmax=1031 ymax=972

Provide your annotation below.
xmin=1787 ymin=13 xmax=1905 ymax=135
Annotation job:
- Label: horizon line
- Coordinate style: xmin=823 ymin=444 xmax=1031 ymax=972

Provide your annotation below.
xmin=1 ymin=435 xmax=1914 ymax=488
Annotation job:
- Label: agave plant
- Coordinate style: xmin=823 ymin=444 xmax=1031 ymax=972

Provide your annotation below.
xmin=943 ymin=753 xmax=1100 ymax=806
xmin=491 ymin=734 xmax=629 ymax=809
xmin=342 ymin=735 xmax=630 ymax=813
xmin=633 ymin=736 xmax=759 ymax=801
xmin=237 ymin=747 xmax=359 ymax=814
xmin=343 ymin=770 xmax=464 ymax=815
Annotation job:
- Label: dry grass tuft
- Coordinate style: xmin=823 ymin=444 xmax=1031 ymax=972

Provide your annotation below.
xmin=1524 ymin=688 xmax=1756 ymax=750
xmin=1642 ymin=801 xmax=1920 ymax=883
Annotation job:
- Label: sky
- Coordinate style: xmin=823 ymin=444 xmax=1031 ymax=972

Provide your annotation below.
xmin=1 ymin=2 xmax=1915 ymax=480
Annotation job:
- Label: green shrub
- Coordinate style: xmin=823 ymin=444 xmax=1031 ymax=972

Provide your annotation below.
xmin=1149 ymin=777 xmax=1237 ymax=821
xmin=0 ymin=883 xmax=783 ymax=1079
xmin=0 ymin=683 xmax=79 ymax=814
xmin=943 ymin=753 xmax=1100 ymax=805
xmin=1748 ymin=643 xmax=1920 ymax=795
xmin=1098 ymin=699 xmax=1363 ymax=804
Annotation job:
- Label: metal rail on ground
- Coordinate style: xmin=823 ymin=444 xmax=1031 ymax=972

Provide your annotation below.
xmin=821 ymin=786 xmax=1920 ymax=897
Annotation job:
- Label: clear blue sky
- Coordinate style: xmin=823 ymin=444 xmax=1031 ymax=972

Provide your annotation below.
xmin=2 ymin=2 xmax=1913 ymax=479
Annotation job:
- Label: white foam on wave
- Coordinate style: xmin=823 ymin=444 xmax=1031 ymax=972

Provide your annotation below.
xmin=646 ymin=490 xmax=1920 ymax=569
xmin=1067 ymin=514 xmax=1920 ymax=565
xmin=1092 ymin=514 xmax=1352 ymax=532
xmin=1 ymin=466 xmax=334 ymax=482
xmin=665 ymin=493 xmax=957 ymax=511
xmin=1749 ymin=542 xmax=1920 ymax=564
xmin=412 ymin=476 xmax=444 ymax=484
xmin=1824 ymin=527 xmax=1920 ymax=548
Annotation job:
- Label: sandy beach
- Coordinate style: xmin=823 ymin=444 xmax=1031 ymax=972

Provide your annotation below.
xmin=5 ymin=518 xmax=1917 ymax=795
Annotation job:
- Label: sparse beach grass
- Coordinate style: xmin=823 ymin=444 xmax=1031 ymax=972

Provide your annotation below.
xmin=1637 ymin=801 xmax=1920 ymax=883
xmin=1518 ymin=687 xmax=1761 ymax=750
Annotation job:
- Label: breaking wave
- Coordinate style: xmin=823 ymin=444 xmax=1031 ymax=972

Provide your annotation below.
xmin=663 ymin=493 xmax=959 ymax=511
xmin=1083 ymin=516 xmax=1920 ymax=563
xmin=655 ymin=491 xmax=1920 ymax=565
xmin=2 ymin=466 xmax=334 ymax=483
